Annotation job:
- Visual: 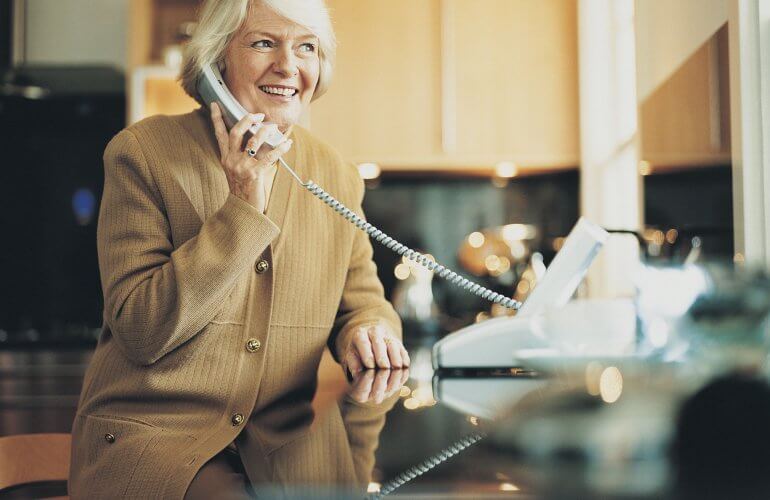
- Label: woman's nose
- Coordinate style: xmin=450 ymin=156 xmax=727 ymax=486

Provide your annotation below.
xmin=272 ymin=48 xmax=298 ymax=77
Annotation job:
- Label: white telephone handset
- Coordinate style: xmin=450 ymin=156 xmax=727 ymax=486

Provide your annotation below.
xmin=196 ymin=63 xmax=609 ymax=370
xmin=196 ymin=64 xmax=285 ymax=147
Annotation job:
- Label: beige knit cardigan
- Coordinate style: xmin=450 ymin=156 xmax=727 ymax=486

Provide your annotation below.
xmin=68 ymin=108 xmax=401 ymax=499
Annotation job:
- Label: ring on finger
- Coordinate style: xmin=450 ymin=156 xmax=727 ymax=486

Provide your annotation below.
xmin=247 ymin=148 xmax=257 ymax=157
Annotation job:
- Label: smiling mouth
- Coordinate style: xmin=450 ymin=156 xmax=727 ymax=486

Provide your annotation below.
xmin=259 ymin=85 xmax=298 ymax=97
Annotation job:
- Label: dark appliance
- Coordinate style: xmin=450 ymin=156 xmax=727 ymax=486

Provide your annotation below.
xmin=0 ymin=65 xmax=125 ymax=343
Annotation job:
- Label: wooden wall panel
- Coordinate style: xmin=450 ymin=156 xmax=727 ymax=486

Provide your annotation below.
xmin=310 ymin=0 xmax=444 ymax=163
xmin=452 ymin=0 xmax=580 ymax=166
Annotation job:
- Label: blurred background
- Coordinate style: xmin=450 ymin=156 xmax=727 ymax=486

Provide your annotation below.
xmin=0 ymin=0 xmax=743 ymax=435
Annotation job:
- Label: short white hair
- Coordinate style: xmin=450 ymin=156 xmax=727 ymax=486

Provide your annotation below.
xmin=180 ymin=0 xmax=336 ymax=104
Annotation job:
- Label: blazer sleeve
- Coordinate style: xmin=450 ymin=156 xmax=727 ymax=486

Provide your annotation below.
xmin=98 ymin=129 xmax=279 ymax=365
xmin=327 ymin=171 xmax=402 ymax=362
xmin=339 ymin=392 xmax=400 ymax=487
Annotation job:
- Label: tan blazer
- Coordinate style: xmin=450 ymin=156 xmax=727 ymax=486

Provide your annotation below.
xmin=68 ymin=108 xmax=401 ymax=499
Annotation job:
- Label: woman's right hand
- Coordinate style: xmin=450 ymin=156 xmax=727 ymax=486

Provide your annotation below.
xmin=210 ymin=102 xmax=293 ymax=212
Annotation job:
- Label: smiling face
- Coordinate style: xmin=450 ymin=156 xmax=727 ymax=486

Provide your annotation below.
xmin=222 ymin=0 xmax=320 ymax=132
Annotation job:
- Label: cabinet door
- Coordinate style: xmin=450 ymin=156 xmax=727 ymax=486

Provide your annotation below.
xmin=309 ymin=0 xmax=443 ymax=163
xmin=451 ymin=0 xmax=579 ymax=167
xmin=639 ymin=25 xmax=730 ymax=168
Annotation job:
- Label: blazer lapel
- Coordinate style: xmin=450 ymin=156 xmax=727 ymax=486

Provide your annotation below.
xmin=170 ymin=108 xmax=230 ymax=226
xmin=265 ymin=128 xmax=300 ymax=250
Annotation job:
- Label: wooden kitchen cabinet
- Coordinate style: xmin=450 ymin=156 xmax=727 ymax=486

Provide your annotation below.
xmin=309 ymin=0 xmax=444 ymax=164
xmin=312 ymin=0 xmax=579 ymax=171
xmin=639 ymin=24 xmax=731 ymax=170
xmin=450 ymin=0 xmax=580 ymax=168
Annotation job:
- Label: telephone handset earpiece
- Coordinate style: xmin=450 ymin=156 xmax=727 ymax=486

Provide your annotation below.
xmin=196 ymin=63 xmax=286 ymax=147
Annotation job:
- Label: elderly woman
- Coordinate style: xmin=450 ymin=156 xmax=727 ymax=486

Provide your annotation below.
xmin=68 ymin=0 xmax=408 ymax=497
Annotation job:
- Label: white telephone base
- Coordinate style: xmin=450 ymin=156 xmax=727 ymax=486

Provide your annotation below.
xmin=432 ymin=315 xmax=546 ymax=369
xmin=432 ymin=218 xmax=608 ymax=369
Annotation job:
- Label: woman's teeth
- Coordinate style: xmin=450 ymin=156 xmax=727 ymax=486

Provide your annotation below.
xmin=260 ymin=86 xmax=297 ymax=97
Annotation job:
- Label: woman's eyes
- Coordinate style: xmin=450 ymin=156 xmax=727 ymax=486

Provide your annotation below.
xmin=250 ymin=40 xmax=317 ymax=53
xmin=251 ymin=40 xmax=274 ymax=49
xmin=298 ymin=43 xmax=317 ymax=53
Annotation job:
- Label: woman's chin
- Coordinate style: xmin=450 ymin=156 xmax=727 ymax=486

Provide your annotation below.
xmin=266 ymin=111 xmax=300 ymax=132
xmin=245 ymin=100 xmax=299 ymax=126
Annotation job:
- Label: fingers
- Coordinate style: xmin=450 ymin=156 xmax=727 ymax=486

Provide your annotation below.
xmin=211 ymin=106 xmax=290 ymax=181
xmin=228 ymin=112 xmax=264 ymax=158
xmin=345 ymin=327 xmax=411 ymax=404
xmin=344 ymin=349 xmax=363 ymax=377
xmin=385 ymin=369 xmax=402 ymax=396
xmin=374 ymin=369 xmax=410 ymax=403
xmin=349 ymin=368 xmax=409 ymax=404
xmin=244 ymin=122 xmax=278 ymax=157
xmin=210 ymin=103 xmax=229 ymax=161
xmin=357 ymin=324 xmax=409 ymax=369
xmin=386 ymin=338 xmax=403 ymax=368
xmin=353 ymin=330 xmax=375 ymax=369
xmin=350 ymin=324 xmax=410 ymax=377
xmin=370 ymin=370 xmax=390 ymax=403
xmin=350 ymin=370 xmax=374 ymax=403
xmin=399 ymin=367 xmax=410 ymax=387
xmin=260 ymin=138 xmax=293 ymax=164
xmin=401 ymin=345 xmax=411 ymax=367
xmin=368 ymin=327 xmax=390 ymax=369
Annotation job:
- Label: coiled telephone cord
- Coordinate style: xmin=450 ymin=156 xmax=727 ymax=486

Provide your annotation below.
xmin=369 ymin=432 xmax=486 ymax=498
xmin=279 ymin=159 xmax=522 ymax=311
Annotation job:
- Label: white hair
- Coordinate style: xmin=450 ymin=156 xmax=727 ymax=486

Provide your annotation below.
xmin=180 ymin=0 xmax=336 ymax=104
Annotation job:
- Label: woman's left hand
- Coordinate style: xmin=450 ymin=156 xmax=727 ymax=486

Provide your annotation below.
xmin=349 ymin=368 xmax=410 ymax=404
xmin=342 ymin=324 xmax=410 ymax=376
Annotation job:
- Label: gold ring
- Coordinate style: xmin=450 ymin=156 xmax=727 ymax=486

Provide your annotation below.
xmin=383 ymin=338 xmax=393 ymax=345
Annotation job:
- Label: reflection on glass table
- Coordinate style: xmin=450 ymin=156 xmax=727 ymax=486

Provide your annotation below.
xmin=368 ymin=360 xmax=770 ymax=498
xmin=238 ymin=347 xmax=770 ymax=499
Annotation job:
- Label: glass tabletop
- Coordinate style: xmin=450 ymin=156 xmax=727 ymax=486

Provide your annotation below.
xmin=280 ymin=340 xmax=770 ymax=500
